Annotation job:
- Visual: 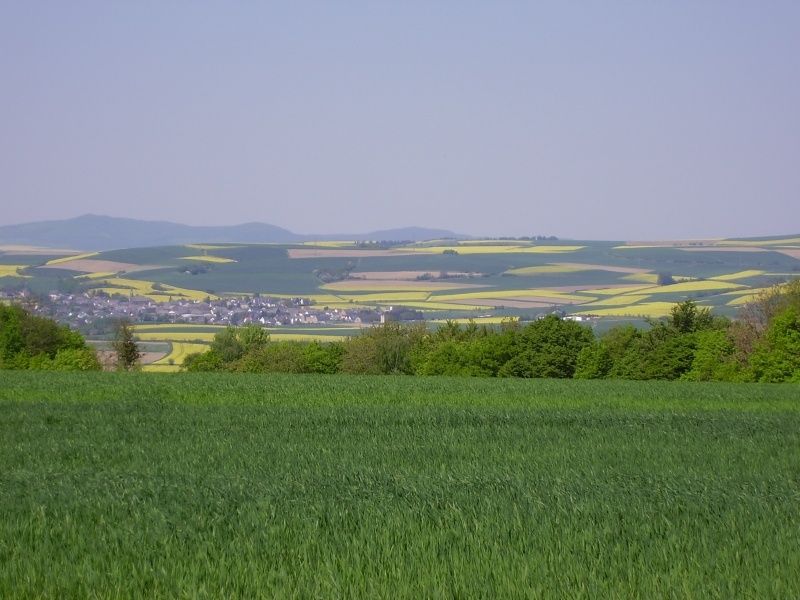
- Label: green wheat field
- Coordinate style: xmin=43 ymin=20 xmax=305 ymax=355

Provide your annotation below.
xmin=1 ymin=373 xmax=799 ymax=597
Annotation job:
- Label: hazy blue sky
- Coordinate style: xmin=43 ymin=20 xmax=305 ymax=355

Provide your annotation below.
xmin=1 ymin=2 xmax=798 ymax=239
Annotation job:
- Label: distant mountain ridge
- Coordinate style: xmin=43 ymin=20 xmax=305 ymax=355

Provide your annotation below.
xmin=0 ymin=215 xmax=464 ymax=251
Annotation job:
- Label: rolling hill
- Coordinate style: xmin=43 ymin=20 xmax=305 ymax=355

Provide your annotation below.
xmin=2 ymin=233 xmax=798 ymax=322
xmin=0 ymin=215 xmax=463 ymax=251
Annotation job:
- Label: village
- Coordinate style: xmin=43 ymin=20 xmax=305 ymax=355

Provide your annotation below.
xmin=0 ymin=289 xmax=393 ymax=334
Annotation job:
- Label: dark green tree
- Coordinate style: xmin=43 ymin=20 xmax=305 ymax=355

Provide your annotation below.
xmin=341 ymin=322 xmax=427 ymax=375
xmin=499 ymin=315 xmax=594 ymax=378
xmin=210 ymin=326 xmax=245 ymax=363
xmin=682 ymin=329 xmax=740 ymax=382
xmin=113 ymin=320 xmax=141 ymax=371
xmin=234 ymin=341 xmax=308 ymax=373
xmin=0 ymin=305 xmax=100 ymax=371
xmin=304 ymin=341 xmax=344 ymax=374
xmin=210 ymin=324 xmax=270 ymax=364
xmin=669 ymin=300 xmax=716 ymax=334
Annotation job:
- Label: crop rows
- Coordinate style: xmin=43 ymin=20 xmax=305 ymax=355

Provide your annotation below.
xmin=1 ymin=373 xmax=799 ymax=597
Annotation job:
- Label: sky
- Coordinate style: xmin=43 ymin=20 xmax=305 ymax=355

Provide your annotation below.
xmin=1 ymin=2 xmax=798 ymax=240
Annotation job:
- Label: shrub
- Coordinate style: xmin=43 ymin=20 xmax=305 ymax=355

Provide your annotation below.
xmin=0 ymin=305 xmax=100 ymax=371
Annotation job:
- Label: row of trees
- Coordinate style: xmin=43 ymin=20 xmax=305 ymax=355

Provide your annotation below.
xmin=185 ymin=280 xmax=800 ymax=382
xmin=3 ymin=279 xmax=797 ymax=381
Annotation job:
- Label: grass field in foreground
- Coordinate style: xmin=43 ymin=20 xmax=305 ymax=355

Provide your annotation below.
xmin=1 ymin=373 xmax=799 ymax=598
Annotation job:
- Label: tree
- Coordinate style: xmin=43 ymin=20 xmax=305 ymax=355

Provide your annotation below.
xmin=749 ymin=307 xmax=800 ymax=382
xmin=669 ymin=300 xmax=715 ymax=333
xmin=499 ymin=315 xmax=594 ymax=378
xmin=113 ymin=319 xmax=141 ymax=371
xmin=657 ymin=272 xmax=675 ymax=286
xmin=210 ymin=327 xmax=244 ymax=362
xmin=573 ymin=342 xmax=612 ymax=379
xmin=304 ymin=341 xmax=344 ymax=374
xmin=682 ymin=330 xmax=740 ymax=382
xmin=210 ymin=324 xmax=270 ymax=364
xmin=733 ymin=279 xmax=800 ymax=362
xmin=341 ymin=322 xmax=427 ymax=375
xmin=0 ymin=305 xmax=100 ymax=371
xmin=237 ymin=324 xmax=271 ymax=354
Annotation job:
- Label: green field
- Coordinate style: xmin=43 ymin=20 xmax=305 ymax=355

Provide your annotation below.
xmin=1 ymin=373 xmax=799 ymax=597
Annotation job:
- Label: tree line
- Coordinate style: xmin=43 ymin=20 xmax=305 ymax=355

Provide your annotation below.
xmin=185 ymin=280 xmax=800 ymax=383
xmin=2 ymin=279 xmax=798 ymax=381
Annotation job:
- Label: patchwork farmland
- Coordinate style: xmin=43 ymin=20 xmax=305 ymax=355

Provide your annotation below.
xmin=2 ymin=235 xmax=798 ymax=325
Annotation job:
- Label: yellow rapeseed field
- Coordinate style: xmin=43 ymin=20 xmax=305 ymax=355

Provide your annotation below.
xmin=322 ymin=281 xmax=473 ymax=292
xmin=643 ymin=280 xmax=745 ymax=294
xmin=378 ymin=301 xmax=494 ymax=311
xmin=578 ymin=285 xmax=655 ymax=296
xmin=141 ymin=364 xmax=181 ymax=372
xmin=726 ymin=295 xmax=761 ymax=306
xmin=93 ymin=277 xmax=218 ymax=302
xmin=577 ymin=302 xmax=679 ymax=318
xmin=136 ymin=328 xmax=353 ymax=345
xmin=179 ymin=255 xmax=237 ymax=264
xmin=719 ymin=236 xmax=800 ymax=246
xmin=223 ymin=292 xmax=346 ymax=304
xmin=184 ymin=244 xmax=243 ymax=250
xmin=45 ymin=252 xmax=98 ymax=265
xmin=341 ymin=292 xmax=432 ymax=302
xmin=504 ymin=264 xmax=589 ymax=275
xmin=0 ymin=265 xmax=29 ymax=278
xmin=431 ymin=289 xmax=590 ymax=302
xmin=152 ymin=342 xmax=211 ymax=365
xmin=583 ymin=295 xmax=650 ymax=307
xmin=622 ymin=273 xmax=660 ymax=284
xmin=710 ymin=270 xmax=765 ymax=281
xmin=75 ymin=271 xmax=118 ymax=280
xmin=722 ymin=287 xmax=772 ymax=297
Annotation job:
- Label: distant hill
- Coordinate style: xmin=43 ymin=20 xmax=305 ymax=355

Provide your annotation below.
xmin=0 ymin=215 xmax=463 ymax=250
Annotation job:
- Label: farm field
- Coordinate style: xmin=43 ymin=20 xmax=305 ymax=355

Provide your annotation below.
xmin=130 ymin=324 xmax=363 ymax=371
xmin=2 ymin=235 xmax=799 ymax=321
xmin=1 ymin=373 xmax=799 ymax=597
xmin=0 ymin=265 xmax=28 ymax=278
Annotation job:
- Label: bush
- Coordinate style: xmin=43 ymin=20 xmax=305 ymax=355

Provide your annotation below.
xmin=184 ymin=349 xmax=226 ymax=372
xmin=0 ymin=305 xmax=100 ymax=371
xmin=53 ymin=348 xmax=103 ymax=371
xmin=234 ymin=342 xmax=310 ymax=373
